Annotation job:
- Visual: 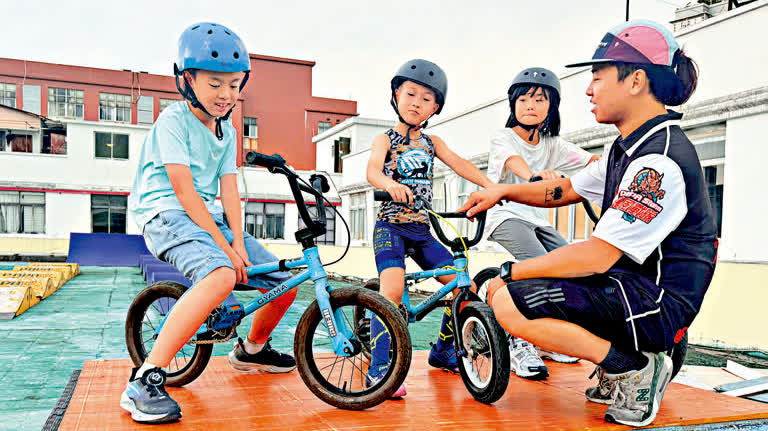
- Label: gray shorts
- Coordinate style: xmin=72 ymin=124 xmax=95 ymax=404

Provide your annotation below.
xmin=142 ymin=209 xmax=291 ymax=288
xmin=489 ymin=218 xmax=567 ymax=260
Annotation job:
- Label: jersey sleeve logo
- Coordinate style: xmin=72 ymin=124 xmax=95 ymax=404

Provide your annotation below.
xmin=611 ymin=167 xmax=666 ymax=223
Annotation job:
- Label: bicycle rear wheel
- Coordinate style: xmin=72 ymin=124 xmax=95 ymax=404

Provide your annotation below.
xmin=125 ymin=281 xmax=213 ymax=387
xmin=456 ymin=302 xmax=510 ymax=404
xmin=294 ymin=287 xmax=411 ymax=410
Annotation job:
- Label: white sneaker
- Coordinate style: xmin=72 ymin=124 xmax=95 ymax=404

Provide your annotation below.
xmin=509 ymin=337 xmax=548 ymax=380
xmin=538 ymin=347 xmax=580 ymax=364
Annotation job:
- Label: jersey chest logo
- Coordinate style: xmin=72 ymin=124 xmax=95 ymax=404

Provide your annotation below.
xmin=611 ymin=167 xmax=665 ymax=223
xmin=397 ymin=149 xmax=432 ymax=185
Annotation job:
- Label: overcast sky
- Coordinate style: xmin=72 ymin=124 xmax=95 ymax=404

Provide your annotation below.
xmin=2 ymin=0 xmax=686 ymax=118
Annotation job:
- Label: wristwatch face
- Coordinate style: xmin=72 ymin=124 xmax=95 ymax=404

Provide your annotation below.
xmin=500 ymin=261 xmax=512 ymax=283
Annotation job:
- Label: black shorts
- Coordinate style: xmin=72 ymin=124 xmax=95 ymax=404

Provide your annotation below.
xmin=506 ymin=270 xmax=689 ymax=353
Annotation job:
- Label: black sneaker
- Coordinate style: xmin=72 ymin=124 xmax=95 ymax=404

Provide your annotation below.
xmin=228 ymin=337 xmax=296 ymax=373
xmin=120 ymin=367 xmax=181 ymax=424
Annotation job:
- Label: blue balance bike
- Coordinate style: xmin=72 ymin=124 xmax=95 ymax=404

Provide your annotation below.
xmin=358 ymin=191 xmax=510 ymax=404
xmin=125 ymin=152 xmax=411 ymax=410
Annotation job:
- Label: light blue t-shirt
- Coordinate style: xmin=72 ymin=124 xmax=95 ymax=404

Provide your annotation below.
xmin=128 ymin=101 xmax=238 ymax=230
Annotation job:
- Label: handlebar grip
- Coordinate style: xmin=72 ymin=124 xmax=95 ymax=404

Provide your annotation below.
xmin=374 ymin=191 xmax=393 ymax=202
xmin=529 ymin=176 xmax=543 ymax=182
xmin=245 ymin=151 xmax=286 ymax=168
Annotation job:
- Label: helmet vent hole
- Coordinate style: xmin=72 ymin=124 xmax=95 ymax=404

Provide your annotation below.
xmin=410 ymin=65 xmax=416 ymax=69
xmin=211 ymin=23 xmax=217 ymax=26
xmin=233 ymin=52 xmax=239 ymax=59
xmin=541 ymin=72 xmax=547 ymax=76
xmin=225 ymin=30 xmax=231 ymax=35
xmin=524 ymin=71 xmax=529 ymax=75
xmin=211 ymin=51 xmax=219 ymax=58
xmin=191 ymin=25 xmax=200 ymax=30
xmin=207 ymin=29 xmax=213 ymax=34
xmin=428 ymin=71 xmax=434 ymax=76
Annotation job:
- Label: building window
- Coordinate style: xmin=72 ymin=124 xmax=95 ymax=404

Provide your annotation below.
xmin=245 ymin=202 xmax=284 ymax=240
xmin=0 ymin=132 xmax=33 ymax=153
xmin=137 ymin=96 xmax=153 ymax=125
xmin=99 ymin=93 xmax=131 ymax=122
xmin=91 ymin=195 xmax=127 ymax=234
xmin=317 ymin=121 xmax=331 ymax=136
xmin=705 ymin=164 xmax=724 ymax=237
xmin=0 ymin=83 xmax=16 ymax=108
xmin=95 ymin=132 xmax=129 ymax=159
xmin=333 ymin=137 xmax=351 ymax=173
xmin=48 ymin=88 xmax=84 ymax=119
xmin=159 ymin=98 xmax=178 ymax=113
xmin=350 ymin=192 xmax=367 ymax=241
xmin=0 ymin=191 xmax=45 ymax=234
xmin=298 ymin=205 xmax=335 ymax=245
xmin=42 ymin=129 xmax=67 ymax=155
xmin=243 ymin=117 xmax=258 ymax=152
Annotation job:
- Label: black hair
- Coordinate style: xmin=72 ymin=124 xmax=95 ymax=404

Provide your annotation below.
xmin=593 ymin=51 xmax=698 ymax=106
xmin=505 ymin=84 xmax=561 ymax=137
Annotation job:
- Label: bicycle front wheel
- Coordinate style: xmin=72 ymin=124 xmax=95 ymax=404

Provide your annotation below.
xmin=456 ymin=302 xmax=510 ymax=404
xmin=294 ymin=287 xmax=411 ymax=410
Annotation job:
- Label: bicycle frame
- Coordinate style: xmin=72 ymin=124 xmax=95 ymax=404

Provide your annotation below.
xmin=151 ymin=246 xmax=357 ymax=357
xmin=401 ymin=255 xmax=473 ymax=323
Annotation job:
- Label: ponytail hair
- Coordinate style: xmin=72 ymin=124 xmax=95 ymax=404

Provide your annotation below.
xmin=668 ymin=50 xmax=698 ymax=105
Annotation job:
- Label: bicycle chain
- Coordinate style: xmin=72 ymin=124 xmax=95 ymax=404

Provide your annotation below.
xmin=187 ymin=326 xmax=236 ymax=345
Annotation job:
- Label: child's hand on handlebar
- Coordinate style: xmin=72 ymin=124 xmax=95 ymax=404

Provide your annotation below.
xmin=458 ymin=184 xmax=507 ymax=218
xmin=386 ymin=182 xmax=414 ymax=206
xmin=531 ymin=169 xmax=559 ymax=181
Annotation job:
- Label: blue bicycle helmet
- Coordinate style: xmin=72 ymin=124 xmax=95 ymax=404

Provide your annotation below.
xmin=173 ymin=22 xmax=251 ymax=139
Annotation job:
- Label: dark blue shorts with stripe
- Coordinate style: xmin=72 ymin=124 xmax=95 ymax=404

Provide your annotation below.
xmin=506 ymin=270 xmax=690 ymax=353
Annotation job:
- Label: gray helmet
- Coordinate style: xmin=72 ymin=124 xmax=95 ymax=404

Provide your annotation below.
xmin=391 ymin=59 xmax=447 ymax=115
xmin=509 ymin=67 xmax=560 ymax=98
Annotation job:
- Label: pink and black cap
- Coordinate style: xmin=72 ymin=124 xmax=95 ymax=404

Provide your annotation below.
xmin=565 ymin=19 xmax=680 ymax=68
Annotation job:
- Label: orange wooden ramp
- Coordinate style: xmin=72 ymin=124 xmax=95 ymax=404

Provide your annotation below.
xmin=59 ymin=351 xmax=768 ymax=430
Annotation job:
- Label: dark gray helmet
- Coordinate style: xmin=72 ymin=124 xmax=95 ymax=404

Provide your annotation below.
xmin=391 ymin=59 xmax=447 ymax=115
xmin=508 ymin=67 xmax=560 ymax=98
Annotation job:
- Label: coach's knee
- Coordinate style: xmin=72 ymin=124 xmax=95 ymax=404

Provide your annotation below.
xmin=486 ymin=276 xmax=506 ymax=305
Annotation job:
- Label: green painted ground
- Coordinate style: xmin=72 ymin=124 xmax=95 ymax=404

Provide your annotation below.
xmin=0 ymin=265 xmax=443 ymax=431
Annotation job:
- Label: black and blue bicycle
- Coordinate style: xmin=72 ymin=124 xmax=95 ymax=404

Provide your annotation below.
xmin=125 ymin=152 xmax=411 ymax=410
xmin=358 ymin=191 xmax=510 ymax=404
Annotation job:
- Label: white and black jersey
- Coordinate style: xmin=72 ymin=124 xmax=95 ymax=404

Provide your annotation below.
xmin=572 ymin=111 xmax=718 ymax=322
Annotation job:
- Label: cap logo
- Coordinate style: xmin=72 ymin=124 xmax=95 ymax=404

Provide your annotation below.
xmin=533 ymin=72 xmax=538 ymax=78
xmin=599 ymin=41 xmax=608 ymax=48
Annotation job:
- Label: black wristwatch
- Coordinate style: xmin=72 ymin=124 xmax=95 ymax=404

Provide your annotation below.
xmin=500 ymin=261 xmax=515 ymax=283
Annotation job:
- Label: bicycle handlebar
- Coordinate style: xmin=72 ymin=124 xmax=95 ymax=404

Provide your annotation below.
xmin=245 ymin=151 xmax=327 ymax=235
xmin=528 ymin=176 xmax=599 ymax=224
xmin=373 ymin=190 xmax=486 ymax=250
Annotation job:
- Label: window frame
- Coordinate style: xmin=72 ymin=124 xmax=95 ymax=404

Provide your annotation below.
xmin=245 ymin=201 xmax=285 ymax=240
xmin=0 ymin=191 xmax=45 ymax=234
xmin=0 ymin=82 xmax=16 ymax=108
xmin=90 ymin=194 xmax=127 ymax=234
xmin=94 ymin=131 xmax=130 ymax=160
xmin=99 ymin=93 xmax=132 ymax=123
xmin=47 ymin=87 xmax=84 ymax=119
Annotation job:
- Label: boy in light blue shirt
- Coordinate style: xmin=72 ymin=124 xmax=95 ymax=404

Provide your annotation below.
xmin=122 ymin=23 xmax=295 ymax=424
